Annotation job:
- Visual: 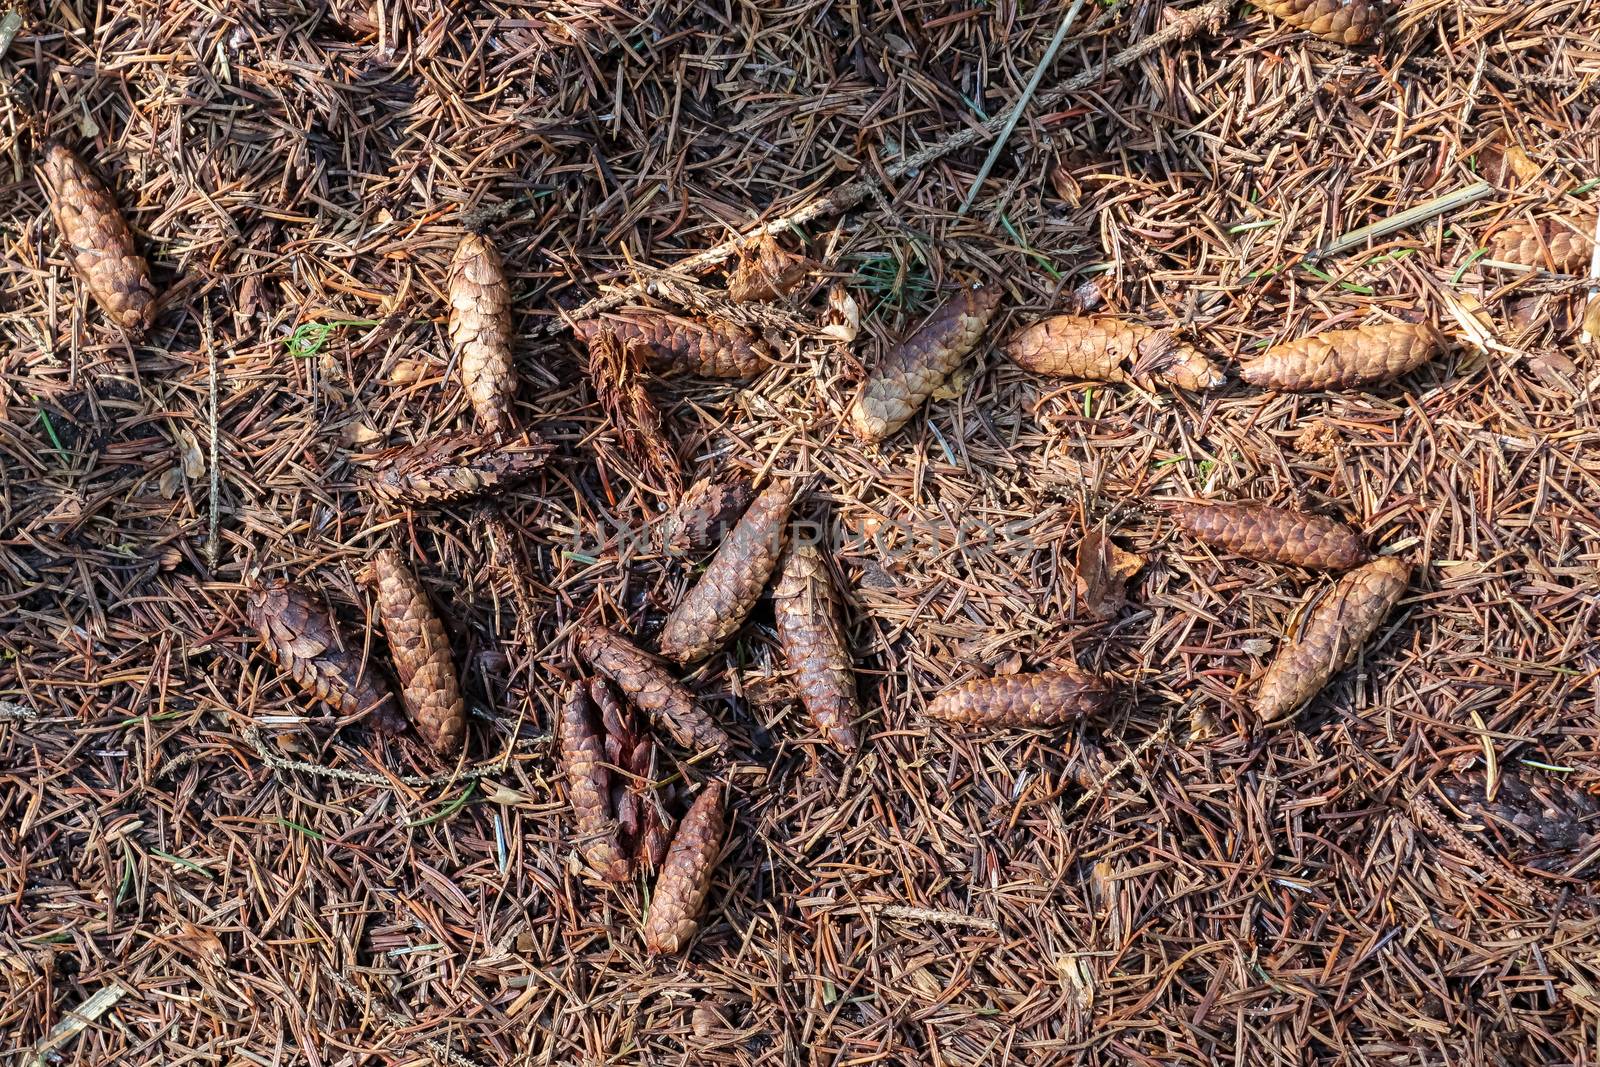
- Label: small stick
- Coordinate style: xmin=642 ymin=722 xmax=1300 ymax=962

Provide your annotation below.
xmin=29 ymin=983 xmax=128 ymax=1067
xmin=1308 ymin=181 xmax=1494 ymax=262
xmin=204 ymin=306 xmax=220 ymax=569
xmin=957 ymin=0 xmax=1089 ymax=216
xmin=223 ymin=725 xmax=543 ymax=789
xmin=0 ymin=10 xmax=22 ymax=60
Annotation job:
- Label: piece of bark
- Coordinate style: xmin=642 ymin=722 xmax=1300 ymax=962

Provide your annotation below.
xmin=772 ymin=540 xmax=860 ymax=752
xmin=1237 ymin=322 xmax=1442 ymax=392
xmin=364 ymin=431 xmax=549 ymax=506
xmin=1005 ymin=315 xmax=1225 ymax=391
xmin=574 ymin=623 xmax=731 ymax=752
xmin=448 ymin=232 xmax=517 ymax=433
xmin=245 ymin=579 xmax=406 ymax=733
xmin=1165 ymin=500 xmax=1369 ymax=570
xmin=365 ymin=549 xmax=465 ymax=756
xmin=926 ymin=667 xmax=1114 ymax=728
xmin=848 ymin=283 xmax=1002 ymax=442
xmin=1075 ymin=527 xmax=1144 ymax=620
xmin=658 ymin=479 xmax=794 ymax=663
xmin=573 ymin=311 xmax=770 ymax=378
xmin=39 ymin=141 xmax=157 ymax=332
xmin=1255 ymin=556 xmax=1411 ymax=723
xmin=641 ymin=782 xmax=726 ymax=955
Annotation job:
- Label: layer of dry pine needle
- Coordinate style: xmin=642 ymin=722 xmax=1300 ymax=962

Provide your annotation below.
xmin=3 ymin=1 xmax=1600 ymax=1064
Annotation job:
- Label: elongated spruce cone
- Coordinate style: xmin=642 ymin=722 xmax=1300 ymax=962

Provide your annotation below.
xmin=1005 ymin=315 xmax=1224 ymax=391
xmin=574 ymin=624 xmax=731 ymax=752
xmin=1486 ymin=220 xmax=1594 ymax=274
xmin=364 ymin=431 xmax=549 ymax=506
xmin=1255 ymin=0 xmax=1383 ymax=44
xmin=849 ymin=282 xmax=1002 ymax=442
xmin=40 ymin=141 xmax=157 ymax=332
xmin=772 ymin=540 xmax=860 ymax=752
xmin=573 ymin=311 xmax=770 ymax=378
xmin=558 ymin=684 xmax=631 ymax=882
xmin=448 ymin=233 xmax=517 ymax=433
xmin=1437 ymin=765 xmax=1600 ymax=867
xmin=366 ymin=549 xmax=465 ymax=756
xmin=927 ymin=667 xmax=1114 ymax=728
xmin=658 ymin=479 xmax=794 ymax=663
xmin=641 ymin=782 xmax=726 ymax=955
xmin=1166 ymin=500 xmax=1369 ymax=571
xmin=1256 ymin=555 xmax=1411 ymax=723
xmin=246 ymin=579 xmax=406 ymax=733
xmin=1238 ymin=322 xmax=1442 ymax=392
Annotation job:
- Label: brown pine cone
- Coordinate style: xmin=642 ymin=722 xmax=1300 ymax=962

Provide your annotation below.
xmin=364 ymin=431 xmax=549 ymax=506
xmin=557 ymin=684 xmax=631 ymax=882
xmin=573 ymin=311 xmax=770 ymax=378
xmin=658 ymin=474 xmax=757 ymax=557
xmin=848 ymin=283 xmax=1002 ymax=443
xmin=1238 ymin=322 xmax=1442 ymax=392
xmin=245 ymin=579 xmax=406 ymax=733
xmin=658 ymin=479 xmax=795 ymax=664
xmin=574 ymin=624 xmax=731 ymax=753
xmin=772 ymin=540 xmax=860 ymax=752
xmin=1256 ymin=556 xmax=1411 ymax=723
xmin=1165 ymin=500 xmax=1369 ymax=571
xmin=641 ymin=782 xmax=726 ymax=955
xmin=926 ymin=667 xmax=1114 ymax=728
xmin=448 ymin=233 xmax=517 ymax=434
xmin=1486 ymin=220 xmax=1594 ymax=274
xmin=1005 ymin=315 xmax=1224 ymax=392
xmin=39 ymin=141 xmax=157 ymax=333
xmin=591 ymin=678 xmax=673 ymax=872
xmin=1255 ymin=0 xmax=1383 ymax=44
xmin=365 ymin=549 xmax=465 ymax=756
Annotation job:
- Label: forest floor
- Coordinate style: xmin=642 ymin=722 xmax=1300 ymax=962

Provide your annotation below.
xmin=3 ymin=0 xmax=1600 ymax=1064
